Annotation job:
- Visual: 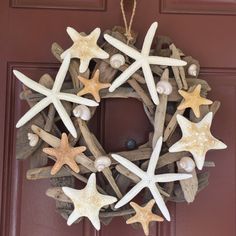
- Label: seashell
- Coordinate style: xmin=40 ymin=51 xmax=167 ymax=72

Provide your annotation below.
xmin=73 ymin=105 xmax=91 ymax=121
xmin=188 ymin=64 xmax=198 ymax=77
xmin=27 ymin=133 xmax=39 ymax=147
xmin=110 ymin=54 xmax=125 ymax=69
xmin=156 ymin=81 xmax=173 ymax=95
xmin=179 ymin=157 xmax=196 ymax=172
xmin=94 ymin=156 xmax=111 ymax=172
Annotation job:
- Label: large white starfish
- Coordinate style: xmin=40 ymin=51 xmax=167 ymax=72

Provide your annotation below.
xmin=13 ymin=54 xmax=98 ymax=138
xmin=62 ymin=173 xmax=117 ymax=230
xmin=61 ymin=27 xmax=109 ymax=73
xmin=169 ymin=112 xmax=227 ymax=170
xmin=104 ymin=22 xmax=187 ymax=105
xmin=111 ymin=137 xmax=192 ymax=221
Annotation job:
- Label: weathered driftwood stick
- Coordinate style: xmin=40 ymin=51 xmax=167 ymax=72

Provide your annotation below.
xmin=127 ymin=78 xmax=155 ymax=114
xmin=163 ymin=86 xmax=196 ymax=142
xmin=101 ymin=87 xmax=139 ymax=99
xmin=77 ymin=118 xmax=123 ymax=199
xmin=152 ymin=69 xmax=169 ymax=148
xmin=177 ymin=162 xmax=198 ymax=203
xmin=170 ymin=44 xmax=188 ymax=90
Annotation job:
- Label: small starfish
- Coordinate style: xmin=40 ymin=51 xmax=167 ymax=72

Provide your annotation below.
xmin=104 ymin=22 xmax=187 ymax=105
xmin=62 ymin=173 xmax=117 ymax=230
xmin=13 ymin=54 xmax=98 ymax=138
xmin=126 ymin=199 xmax=164 ymax=236
xmin=61 ymin=27 xmax=109 ymax=73
xmin=77 ymin=69 xmax=111 ymax=102
xmin=177 ymin=84 xmax=213 ymax=118
xmin=111 ymin=137 xmax=192 ymax=221
xmin=43 ymin=133 xmax=86 ymax=175
xmin=169 ymin=112 xmax=227 ymax=170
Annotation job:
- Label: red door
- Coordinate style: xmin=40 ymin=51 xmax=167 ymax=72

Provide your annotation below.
xmin=0 ymin=1 xmax=235 ymax=236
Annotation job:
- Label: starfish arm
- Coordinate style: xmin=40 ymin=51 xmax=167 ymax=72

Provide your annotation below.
xmin=100 ymin=194 xmax=118 ymax=207
xmin=42 ymin=147 xmax=57 ymax=157
xmin=85 ymin=173 xmax=97 ymax=192
xmin=141 ymin=22 xmax=158 ymax=56
xmin=177 ymin=101 xmax=191 ymax=111
xmin=79 ymin=59 xmax=90 ymax=73
xmin=53 ymin=53 xmax=71 ymax=92
xmin=104 ymin=34 xmax=141 ymax=59
xmin=148 ymin=183 xmax=170 ymax=221
xmin=115 ymin=180 xmax=146 ymax=209
xmin=147 ymin=137 xmax=162 ymax=175
xmin=142 ymin=61 xmax=159 ymax=105
xmin=52 ymin=98 xmax=77 ymax=138
xmin=89 ymin=27 xmax=101 ymax=42
xmin=67 ymin=209 xmax=81 ymax=226
xmin=16 ymin=97 xmax=51 ymax=128
xmin=58 ymin=93 xmax=98 ymax=106
xmin=192 ymin=105 xmax=201 ymax=118
xmin=109 ymin=60 xmax=142 ymax=92
xmin=198 ymin=112 xmax=213 ymax=128
xmin=126 ymin=215 xmax=138 ymax=225
xmin=211 ymin=138 xmax=227 ymax=150
xmin=87 ymin=209 xmax=101 ymax=230
xmin=66 ymin=27 xmax=81 ymax=42
xmin=60 ymin=133 xmax=70 ymax=148
xmin=192 ymin=154 xmax=206 ymax=170
xmin=62 ymin=187 xmax=80 ymax=200
xmin=111 ymin=154 xmax=146 ymax=179
xmin=168 ymin=139 xmax=186 ymax=153
xmin=154 ymin=173 xmax=192 ymax=183
xmin=176 ymin=114 xmax=193 ymax=136
xmin=148 ymin=56 xmax=187 ymax=66
xmin=51 ymin=161 xmax=64 ymax=175
xmin=71 ymin=146 xmax=87 ymax=156
xmin=141 ymin=222 xmax=150 ymax=236
xmin=66 ymin=159 xmax=80 ymax=173
xmin=13 ymin=70 xmax=51 ymax=96
xmin=201 ymin=98 xmax=213 ymax=105
xmin=93 ymin=90 xmax=101 ymax=102
xmin=96 ymin=47 xmax=109 ymax=59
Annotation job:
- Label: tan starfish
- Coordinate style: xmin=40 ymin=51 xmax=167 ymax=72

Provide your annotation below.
xmin=77 ymin=70 xmax=111 ymax=102
xmin=126 ymin=199 xmax=164 ymax=236
xmin=177 ymin=84 xmax=213 ymax=118
xmin=43 ymin=133 xmax=86 ymax=175
xmin=61 ymin=27 xmax=109 ymax=73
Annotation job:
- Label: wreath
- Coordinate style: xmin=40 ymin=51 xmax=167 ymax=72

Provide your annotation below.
xmin=15 ymin=4 xmax=227 ymax=235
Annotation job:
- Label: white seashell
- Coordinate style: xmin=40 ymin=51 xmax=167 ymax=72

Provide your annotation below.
xmin=110 ymin=54 xmax=125 ymax=69
xmin=156 ymin=81 xmax=173 ymax=95
xmin=188 ymin=64 xmax=198 ymax=77
xmin=94 ymin=156 xmax=111 ymax=172
xmin=73 ymin=105 xmax=91 ymax=121
xmin=179 ymin=157 xmax=196 ymax=172
xmin=27 ymin=133 xmax=39 ymax=147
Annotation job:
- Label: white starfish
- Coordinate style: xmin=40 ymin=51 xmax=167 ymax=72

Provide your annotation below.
xmin=13 ymin=54 xmax=98 ymax=138
xmin=111 ymin=137 xmax=192 ymax=221
xmin=104 ymin=22 xmax=187 ymax=105
xmin=169 ymin=112 xmax=227 ymax=170
xmin=61 ymin=27 xmax=109 ymax=73
xmin=62 ymin=173 xmax=117 ymax=230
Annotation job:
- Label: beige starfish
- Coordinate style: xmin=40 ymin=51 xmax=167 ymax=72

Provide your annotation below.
xmin=62 ymin=173 xmax=117 ymax=229
xmin=43 ymin=133 xmax=86 ymax=175
xmin=126 ymin=199 xmax=164 ymax=236
xmin=177 ymin=84 xmax=213 ymax=118
xmin=61 ymin=27 xmax=109 ymax=73
xmin=169 ymin=112 xmax=227 ymax=170
xmin=77 ymin=70 xmax=111 ymax=102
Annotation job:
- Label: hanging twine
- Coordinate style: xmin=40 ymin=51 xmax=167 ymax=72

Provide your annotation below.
xmin=120 ymin=0 xmax=137 ymax=45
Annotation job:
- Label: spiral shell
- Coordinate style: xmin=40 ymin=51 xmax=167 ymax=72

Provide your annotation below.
xmin=188 ymin=64 xmax=198 ymax=77
xmin=73 ymin=105 xmax=91 ymax=121
xmin=179 ymin=157 xmax=196 ymax=172
xmin=110 ymin=54 xmax=125 ymax=69
xmin=156 ymin=81 xmax=173 ymax=95
xmin=28 ymin=133 xmax=39 ymax=147
xmin=94 ymin=156 xmax=111 ymax=172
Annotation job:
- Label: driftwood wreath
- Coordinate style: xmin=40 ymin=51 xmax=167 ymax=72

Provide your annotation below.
xmin=15 ymin=21 xmax=227 ymax=235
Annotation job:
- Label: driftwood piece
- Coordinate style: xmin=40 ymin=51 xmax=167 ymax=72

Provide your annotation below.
xmin=77 ymin=118 xmax=123 ymax=199
xmin=164 ymin=86 xmax=196 ymax=142
xmin=177 ymin=162 xmax=198 ymax=203
xmin=128 ymin=78 xmax=155 ymax=114
xmin=152 ymin=69 xmax=169 ymax=148
xmin=170 ymin=43 xmax=188 ymax=90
